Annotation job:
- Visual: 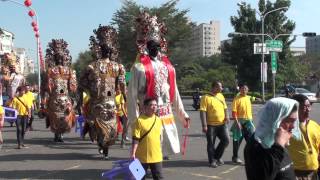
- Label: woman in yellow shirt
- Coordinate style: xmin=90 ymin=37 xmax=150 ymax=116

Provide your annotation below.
xmin=131 ymin=98 xmax=163 ymax=179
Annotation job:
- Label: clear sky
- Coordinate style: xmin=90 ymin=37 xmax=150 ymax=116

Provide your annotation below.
xmin=0 ymin=0 xmax=318 ymax=62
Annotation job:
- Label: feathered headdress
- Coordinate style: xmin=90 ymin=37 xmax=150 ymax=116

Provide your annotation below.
xmin=89 ymin=25 xmax=119 ymax=62
xmin=135 ymin=11 xmax=168 ymax=54
xmin=45 ymin=39 xmax=72 ymax=68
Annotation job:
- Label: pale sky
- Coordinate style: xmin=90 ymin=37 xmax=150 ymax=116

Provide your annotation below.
xmin=0 ymin=0 xmax=318 ymax=62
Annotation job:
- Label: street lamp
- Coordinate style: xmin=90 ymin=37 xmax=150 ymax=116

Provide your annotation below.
xmin=1 ymin=0 xmax=42 ymax=104
xmin=258 ymin=6 xmax=289 ymax=101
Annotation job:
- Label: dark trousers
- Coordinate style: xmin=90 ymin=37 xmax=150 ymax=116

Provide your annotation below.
xmin=233 ymin=125 xmax=254 ymax=159
xmin=142 ymin=162 xmax=163 ymax=180
xmin=206 ymin=124 xmax=229 ymax=163
xmin=15 ymin=115 xmax=28 ymax=145
xmin=27 ymin=109 xmax=34 ymax=128
xmin=295 ymin=170 xmax=318 ymax=180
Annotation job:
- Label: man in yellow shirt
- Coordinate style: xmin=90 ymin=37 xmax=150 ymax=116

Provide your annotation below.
xmin=230 ymin=84 xmax=259 ymax=164
xmin=131 ymin=98 xmax=163 ymax=179
xmin=200 ymin=81 xmax=230 ymax=168
xmin=288 ymin=94 xmax=320 ymax=179
xmin=115 ymin=86 xmax=129 ymax=148
xmin=9 ymin=86 xmax=30 ymax=149
xmin=24 ymin=84 xmax=35 ymax=131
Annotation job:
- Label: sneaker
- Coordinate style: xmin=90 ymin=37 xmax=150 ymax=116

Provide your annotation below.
xmin=103 ymin=155 xmax=109 ymax=160
xmin=217 ymin=159 xmax=224 ymax=166
xmin=98 ymin=148 xmax=103 ymax=154
xmin=232 ymin=157 xmax=243 ymax=164
xmin=209 ymin=161 xmax=218 ymax=168
xmin=124 ymin=136 xmax=131 ymax=142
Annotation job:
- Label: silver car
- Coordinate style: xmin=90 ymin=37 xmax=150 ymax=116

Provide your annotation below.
xmin=295 ymin=88 xmax=318 ymax=103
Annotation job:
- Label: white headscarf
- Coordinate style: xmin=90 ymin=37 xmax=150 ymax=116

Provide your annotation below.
xmin=255 ymin=97 xmax=300 ymax=148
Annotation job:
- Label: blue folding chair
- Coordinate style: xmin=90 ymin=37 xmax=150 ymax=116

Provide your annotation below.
xmin=101 ymin=159 xmax=146 ymax=180
xmin=3 ymin=106 xmax=18 ymax=123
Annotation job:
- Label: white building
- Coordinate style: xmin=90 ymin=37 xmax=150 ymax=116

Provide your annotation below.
xmin=0 ymin=28 xmax=14 ymax=55
xmin=290 ymin=47 xmax=306 ymax=56
xmin=306 ymin=35 xmax=320 ymax=54
xmin=190 ymin=20 xmax=221 ymax=57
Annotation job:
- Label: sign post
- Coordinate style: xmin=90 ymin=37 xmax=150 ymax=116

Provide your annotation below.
xmin=267 ymin=40 xmax=282 ymax=98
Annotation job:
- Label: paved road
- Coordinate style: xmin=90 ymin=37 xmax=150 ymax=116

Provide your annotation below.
xmin=0 ymin=100 xmax=319 ymax=180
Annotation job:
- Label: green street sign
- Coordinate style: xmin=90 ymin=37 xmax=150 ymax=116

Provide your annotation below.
xmin=266 ymin=40 xmax=283 ymax=52
xmin=271 ymin=52 xmax=277 ymax=73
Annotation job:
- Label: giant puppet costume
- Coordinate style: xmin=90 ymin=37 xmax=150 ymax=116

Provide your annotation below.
xmin=128 ymin=12 xmax=190 ymax=155
xmin=79 ymin=25 xmax=126 ymax=159
xmin=40 ymin=39 xmax=77 ymax=142
xmin=1 ymin=52 xmax=25 ymax=100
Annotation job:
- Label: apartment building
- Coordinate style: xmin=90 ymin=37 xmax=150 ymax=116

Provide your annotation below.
xmin=190 ymin=20 xmax=220 ymax=57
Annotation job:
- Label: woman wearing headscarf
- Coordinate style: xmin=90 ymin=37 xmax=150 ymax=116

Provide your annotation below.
xmin=244 ymin=97 xmax=300 ymax=180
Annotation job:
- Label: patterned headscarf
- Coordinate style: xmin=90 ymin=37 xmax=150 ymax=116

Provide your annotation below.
xmin=255 ymin=97 xmax=300 ymax=148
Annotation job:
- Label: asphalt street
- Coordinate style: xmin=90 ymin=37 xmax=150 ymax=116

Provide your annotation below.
xmin=0 ymin=99 xmax=319 ymax=180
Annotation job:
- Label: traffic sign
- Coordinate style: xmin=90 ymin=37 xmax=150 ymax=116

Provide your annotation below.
xmin=271 ymin=52 xmax=277 ymax=73
xmin=253 ymin=43 xmax=269 ymax=54
xmin=266 ymin=40 xmax=283 ymax=52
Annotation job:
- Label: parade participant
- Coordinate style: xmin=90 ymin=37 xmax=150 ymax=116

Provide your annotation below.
xmin=115 ymin=85 xmax=129 ymax=148
xmin=40 ymin=39 xmax=77 ymax=142
xmin=24 ymin=84 xmax=35 ymax=131
xmin=200 ymin=81 xmax=230 ymax=168
xmin=128 ymin=12 xmax=190 ymax=159
xmin=131 ymin=98 xmax=163 ymax=180
xmin=79 ymin=25 xmax=126 ymax=159
xmin=244 ymin=97 xmax=300 ymax=180
xmin=1 ymin=52 xmax=25 ymax=99
xmin=0 ymin=104 xmax=4 ymax=149
xmin=9 ymin=86 xmax=30 ymax=149
xmin=288 ymin=94 xmax=320 ymax=180
xmin=230 ymin=84 xmax=260 ymax=164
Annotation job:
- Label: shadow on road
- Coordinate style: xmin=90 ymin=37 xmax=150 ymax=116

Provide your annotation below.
xmin=0 ymin=169 xmax=106 ymax=179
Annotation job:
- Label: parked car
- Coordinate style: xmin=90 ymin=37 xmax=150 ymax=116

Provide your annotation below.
xmin=295 ymin=88 xmax=318 ymax=103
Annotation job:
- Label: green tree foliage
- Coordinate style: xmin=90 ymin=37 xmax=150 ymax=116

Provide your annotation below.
xmin=222 ymin=0 xmax=298 ymax=91
xmin=26 ymin=72 xmax=39 ymax=85
xmin=72 ymin=50 xmax=94 ymax=79
xmin=177 ymin=55 xmax=236 ymax=92
xmin=276 ymin=55 xmax=309 ymax=88
xmin=111 ymin=0 xmax=193 ymax=69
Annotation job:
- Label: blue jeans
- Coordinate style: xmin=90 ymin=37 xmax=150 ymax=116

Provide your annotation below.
xmin=15 ymin=115 xmax=28 ymax=145
xmin=206 ymin=124 xmax=230 ymax=163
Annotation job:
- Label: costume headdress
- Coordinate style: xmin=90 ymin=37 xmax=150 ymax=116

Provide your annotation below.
xmin=135 ymin=11 xmax=168 ymax=54
xmin=89 ymin=25 xmax=119 ymax=62
xmin=45 ymin=39 xmax=72 ymax=68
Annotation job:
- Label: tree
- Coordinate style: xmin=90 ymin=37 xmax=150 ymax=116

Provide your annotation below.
xmin=72 ymin=50 xmax=94 ymax=79
xmin=26 ymin=72 xmax=38 ymax=85
xmin=222 ymin=0 xmax=297 ymax=91
xmin=111 ymin=0 xmax=193 ymax=69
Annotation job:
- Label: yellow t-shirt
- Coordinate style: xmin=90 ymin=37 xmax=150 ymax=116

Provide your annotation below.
xmin=132 ymin=114 xmax=163 ymax=163
xmin=0 ymin=106 xmax=4 ymax=115
xmin=24 ymin=91 xmax=35 ymax=109
xmin=288 ymin=120 xmax=320 ymax=171
xmin=232 ymin=95 xmax=255 ymax=120
xmin=10 ymin=96 xmax=29 ymax=115
xmin=199 ymin=93 xmax=227 ymax=126
xmin=115 ymin=93 xmax=125 ymax=117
